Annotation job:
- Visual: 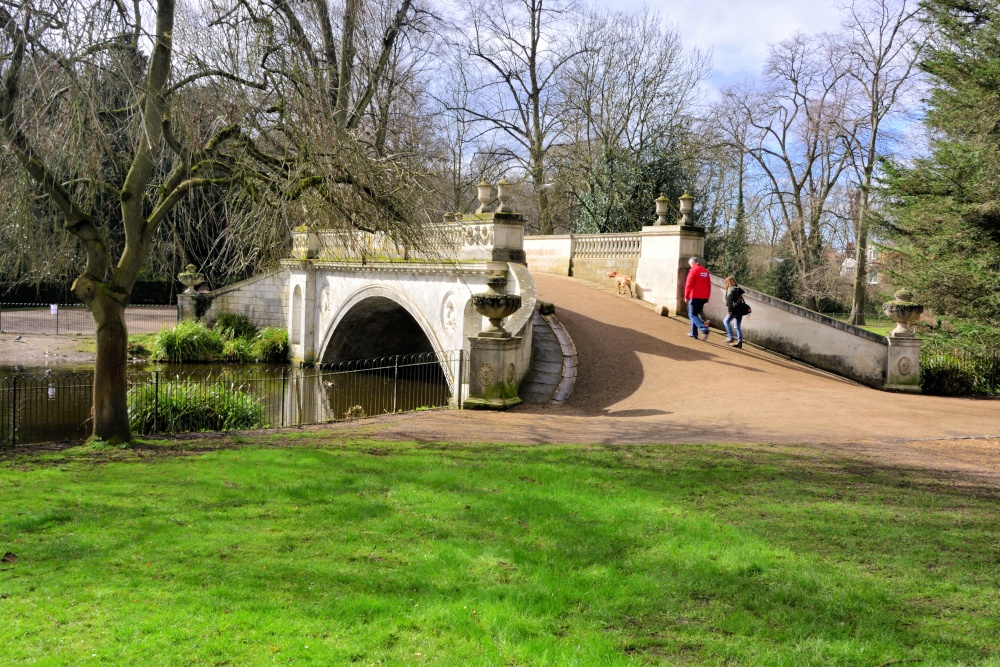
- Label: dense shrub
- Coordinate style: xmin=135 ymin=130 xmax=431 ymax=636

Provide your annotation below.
xmin=222 ymin=337 xmax=255 ymax=363
xmin=920 ymin=363 xmax=979 ymax=396
xmin=253 ymin=327 xmax=289 ymax=363
xmin=151 ymin=320 xmax=224 ymax=362
xmin=128 ymin=383 xmax=269 ymax=434
xmin=214 ymin=312 xmax=259 ymax=341
xmin=148 ymin=317 xmax=288 ymax=363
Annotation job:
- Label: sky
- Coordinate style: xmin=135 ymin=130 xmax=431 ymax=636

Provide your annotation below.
xmin=594 ymin=0 xmax=847 ymax=89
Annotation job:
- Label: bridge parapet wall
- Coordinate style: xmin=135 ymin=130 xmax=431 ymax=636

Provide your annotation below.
xmin=199 ymin=269 xmax=290 ymax=328
xmin=525 ymin=226 xmax=702 ymax=312
xmin=292 ymin=213 xmax=526 ymax=265
xmin=700 ymin=276 xmax=890 ymax=388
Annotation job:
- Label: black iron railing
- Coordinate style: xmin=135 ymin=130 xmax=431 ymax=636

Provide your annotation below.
xmin=920 ymin=347 xmax=1000 ymax=396
xmin=0 ymin=303 xmax=178 ymax=335
xmin=0 ymin=351 xmax=468 ymax=447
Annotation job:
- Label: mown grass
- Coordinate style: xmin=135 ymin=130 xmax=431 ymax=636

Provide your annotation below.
xmin=1 ymin=438 xmax=999 ymax=666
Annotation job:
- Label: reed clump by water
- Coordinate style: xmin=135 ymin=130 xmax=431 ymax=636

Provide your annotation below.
xmin=151 ymin=315 xmax=288 ymax=363
xmin=151 ymin=320 xmax=224 ymax=362
xmin=127 ymin=382 xmax=269 ymax=434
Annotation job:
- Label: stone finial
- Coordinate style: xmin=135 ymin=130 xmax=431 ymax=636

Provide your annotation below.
xmin=655 ymin=193 xmax=670 ymax=226
xmin=678 ymin=191 xmax=694 ymax=225
xmin=476 ymin=181 xmax=493 ymax=214
xmin=496 ymin=179 xmax=513 ymax=213
xmin=178 ymin=264 xmax=205 ymax=295
xmin=882 ymin=288 xmax=923 ymax=337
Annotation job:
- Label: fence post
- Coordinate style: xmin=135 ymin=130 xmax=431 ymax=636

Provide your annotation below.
xmin=393 ymin=356 xmax=399 ymax=413
xmin=457 ymin=351 xmax=464 ymax=409
xmin=10 ymin=375 xmax=17 ymax=446
xmin=281 ymin=368 xmax=287 ymax=427
xmin=154 ymin=370 xmax=160 ymax=435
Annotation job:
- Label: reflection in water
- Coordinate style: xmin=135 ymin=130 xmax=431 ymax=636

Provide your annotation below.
xmin=1 ymin=356 xmax=459 ymax=446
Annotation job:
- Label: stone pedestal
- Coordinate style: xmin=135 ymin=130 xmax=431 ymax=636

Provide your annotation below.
xmin=885 ymin=335 xmax=922 ymax=393
xmin=463 ymin=335 xmax=523 ymax=410
xmin=634 ymin=225 xmax=705 ymax=316
xmin=177 ymin=293 xmax=198 ymax=320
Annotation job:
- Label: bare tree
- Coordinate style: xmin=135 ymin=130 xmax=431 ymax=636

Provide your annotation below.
xmin=457 ymin=0 xmax=581 ymax=234
xmin=559 ymin=6 xmax=708 ymax=232
xmin=839 ymin=0 xmax=923 ymax=324
xmin=0 ymin=0 xmax=430 ymax=441
xmin=427 ymin=53 xmax=508 ymax=214
xmin=720 ymin=34 xmax=858 ymax=310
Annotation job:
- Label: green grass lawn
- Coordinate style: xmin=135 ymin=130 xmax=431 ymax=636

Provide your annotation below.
xmin=2 ymin=436 xmax=999 ymax=666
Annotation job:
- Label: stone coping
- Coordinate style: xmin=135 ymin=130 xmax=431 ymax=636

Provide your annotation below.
xmin=524 ymin=226 xmax=703 ymax=242
xmin=712 ymin=274 xmax=887 ymax=346
xmin=279 ymin=259 xmax=494 ymax=274
xmin=202 ymin=268 xmax=289 ymax=298
xmin=506 ymin=262 xmax=537 ymax=338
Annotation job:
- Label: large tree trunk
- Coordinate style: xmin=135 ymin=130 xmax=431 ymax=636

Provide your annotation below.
xmin=91 ymin=294 xmax=131 ymax=442
xmin=849 ymin=210 xmax=869 ymax=326
xmin=531 ymin=151 xmax=552 ymax=234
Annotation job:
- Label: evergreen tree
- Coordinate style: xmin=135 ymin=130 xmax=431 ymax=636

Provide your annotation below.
xmin=883 ymin=0 xmax=1000 ymax=325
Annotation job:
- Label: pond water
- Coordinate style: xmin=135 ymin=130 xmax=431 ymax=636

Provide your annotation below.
xmin=0 ymin=357 xmax=458 ymax=446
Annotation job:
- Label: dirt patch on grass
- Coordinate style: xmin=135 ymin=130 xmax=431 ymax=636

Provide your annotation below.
xmin=0 ymin=333 xmax=95 ymax=367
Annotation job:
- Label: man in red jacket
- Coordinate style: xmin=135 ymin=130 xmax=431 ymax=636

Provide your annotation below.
xmin=684 ymin=256 xmax=712 ymax=340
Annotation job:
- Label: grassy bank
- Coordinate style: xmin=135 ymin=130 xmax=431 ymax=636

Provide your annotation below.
xmin=2 ymin=437 xmax=999 ymax=665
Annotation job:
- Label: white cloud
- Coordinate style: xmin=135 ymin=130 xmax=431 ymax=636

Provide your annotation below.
xmin=594 ymin=0 xmax=845 ymax=84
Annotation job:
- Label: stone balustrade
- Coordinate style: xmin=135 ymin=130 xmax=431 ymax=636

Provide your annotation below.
xmin=291 ymin=212 xmax=526 ymax=265
xmin=573 ymin=233 xmax=642 ymax=259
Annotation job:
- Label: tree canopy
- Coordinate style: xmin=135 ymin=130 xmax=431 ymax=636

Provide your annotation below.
xmin=882 ymin=0 xmax=1000 ymax=328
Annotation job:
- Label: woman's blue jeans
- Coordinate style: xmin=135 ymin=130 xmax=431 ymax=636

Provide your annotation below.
xmin=723 ymin=314 xmax=743 ymax=342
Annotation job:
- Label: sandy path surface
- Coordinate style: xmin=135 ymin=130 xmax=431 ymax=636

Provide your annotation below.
xmin=326 ymin=273 xmax=1000 ymax=485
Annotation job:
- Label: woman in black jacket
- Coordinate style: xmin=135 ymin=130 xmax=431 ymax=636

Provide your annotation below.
xmin=723 ymin=276 xmax=746 ymax=349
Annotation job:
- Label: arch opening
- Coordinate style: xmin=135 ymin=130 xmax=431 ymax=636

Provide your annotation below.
xmin=321 ymin=296 xmax=436 ymax=364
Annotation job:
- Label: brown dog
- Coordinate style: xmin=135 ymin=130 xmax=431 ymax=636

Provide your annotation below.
xmin=608 ymin=270 xmax=634 ymax=298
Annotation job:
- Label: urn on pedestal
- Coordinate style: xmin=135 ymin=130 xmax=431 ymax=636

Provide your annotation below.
xmin=471 ymin=273 xmax=522 ymax=338
xmin=678 ymin=191 xmax=694 ymax=225
xmin=882 ymin=289 xmax=924 ymax=337
xmin=177 ymin=264 xmax=205 ymax=294
xmin=882 ymin=288 xmax=924 ymax=393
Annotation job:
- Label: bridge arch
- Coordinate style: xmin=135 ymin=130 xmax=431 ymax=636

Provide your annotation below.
xmin=318 ymin=285 xmax=449 ymax=365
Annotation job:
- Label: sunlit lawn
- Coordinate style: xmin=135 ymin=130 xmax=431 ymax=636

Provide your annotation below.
xmin=1 ymin=434 xmax=999 ymax=665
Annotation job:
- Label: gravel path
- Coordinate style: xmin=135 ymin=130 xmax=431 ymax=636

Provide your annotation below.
xmin=331 ymin=273 xmax=1000 ymax=486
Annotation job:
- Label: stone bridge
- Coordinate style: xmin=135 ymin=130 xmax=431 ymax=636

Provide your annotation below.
xmin=186 ymin=208 xmax=542 ymax=408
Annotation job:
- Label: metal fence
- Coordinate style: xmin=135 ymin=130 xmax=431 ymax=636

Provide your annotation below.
xmin=921 ymin=347 xmax=1000 ymax=396
xmin=0 ymin=303 xmax=178 ymax=335
xmin=0 ymin=351 xmax=467 ymax=447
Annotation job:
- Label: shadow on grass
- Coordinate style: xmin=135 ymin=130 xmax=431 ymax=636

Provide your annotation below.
xmin=2 ymin=440 xmax=999 ymax=665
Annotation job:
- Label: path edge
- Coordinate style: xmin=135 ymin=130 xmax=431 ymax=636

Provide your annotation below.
xmin=541 ymin=312 xmax=577 ymax=404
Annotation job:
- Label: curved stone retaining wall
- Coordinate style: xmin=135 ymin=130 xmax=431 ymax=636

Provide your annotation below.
xmin=701 ymin=276 xmax=889 ymax=388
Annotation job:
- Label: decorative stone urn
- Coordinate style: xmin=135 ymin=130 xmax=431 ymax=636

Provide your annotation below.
xmin=177 ymin=264 xmax=205 ymax=294
xmin=471 ymin=273 xmax=522 ymax=338
xmin=654 ymin=194 xmax=670 ymax=225
xmin=882 ymin=289 xmax=924 ymax=337
xmin=476 ymin=181 xmax=493 ymax=214
xmin=496 ymin=179 xmax=513 ymax=213
xmin=678 ymin=191 xmax=694 ymax=225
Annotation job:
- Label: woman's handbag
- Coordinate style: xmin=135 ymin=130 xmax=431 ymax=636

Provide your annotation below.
xmin=733 ymin=300 xmax=751 ymax=317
